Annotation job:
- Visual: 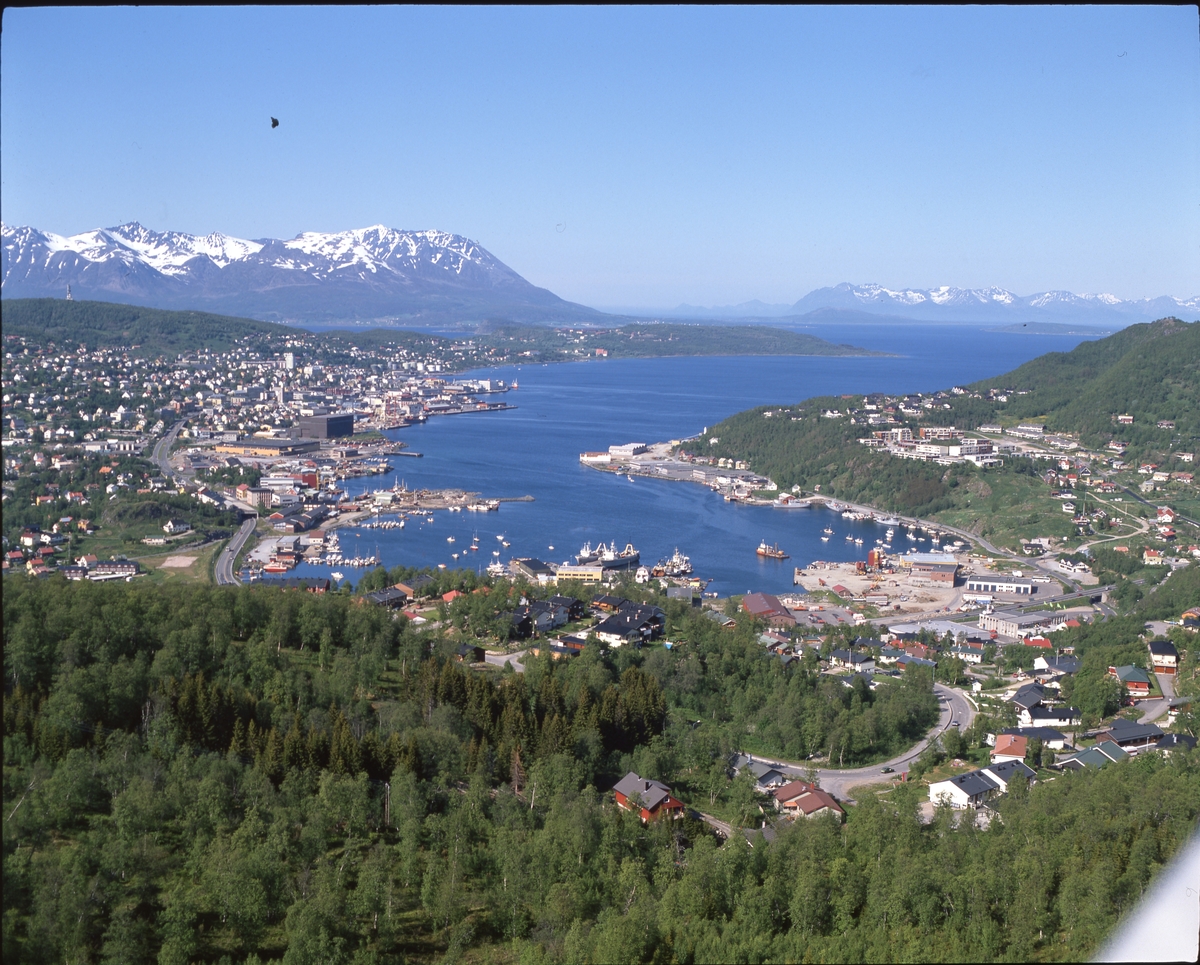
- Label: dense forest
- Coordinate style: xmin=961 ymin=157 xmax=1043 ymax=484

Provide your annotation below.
xmin=4 ymin=573 xmax=1198 ymax=962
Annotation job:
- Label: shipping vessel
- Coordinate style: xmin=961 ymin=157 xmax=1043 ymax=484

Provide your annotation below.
xmin=756 ymin=540 xmax=789 ymax=559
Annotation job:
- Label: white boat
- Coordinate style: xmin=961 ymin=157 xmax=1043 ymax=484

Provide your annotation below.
xmin=452 ymin=552 xmax=459 ymax=559
xmin=447 ymin=536 xmax=455 ymax=543
xmin=820 ymin=536 xmax=830 ymax=542
xmin=854 ymin=538 xmax=864 ymax=545
xmin=331 ymin=571 xmax=345 ymax=581
xmin=492 ymin=550 xmax=500 ymax=557
xmin=496 ymin=534 xmax=505 ymax=541
xmin=548 ymin=545 xmax=555 ymax=551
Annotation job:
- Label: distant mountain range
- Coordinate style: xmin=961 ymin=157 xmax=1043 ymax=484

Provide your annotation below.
xmin=4 ymin=221 xmax=1196 ymax=328
xmin=652 ymin=282 xmax=1200 ymax=326
xmin=0 ymin=222 xmax=604 ymax=325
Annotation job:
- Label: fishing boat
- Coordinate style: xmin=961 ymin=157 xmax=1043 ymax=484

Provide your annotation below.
xmin=651 ymin=547 xmax=692 ymax=577
xmin=756 ymin=540 xmax=789 ymax=560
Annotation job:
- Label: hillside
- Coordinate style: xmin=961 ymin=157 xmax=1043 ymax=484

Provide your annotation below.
xmin=0 ymin=299 xmax=294 ymax=356
xmin=2 ymin=299 xmax=880 ymax=365
xmin=972 ymin=316 xmax=1200 ymax=447
xmin=698 ymin=317 xmax=1198 ymax=549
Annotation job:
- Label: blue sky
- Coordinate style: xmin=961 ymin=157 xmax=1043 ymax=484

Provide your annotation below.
xmin=2 ymin=6 xmax=1197 ymax=308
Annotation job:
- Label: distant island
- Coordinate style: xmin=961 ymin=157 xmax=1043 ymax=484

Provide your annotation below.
xmin=0 ymin=299 xmax=884 ymax=367
xmin=986 ymin=321 xmax=1115 ymax=335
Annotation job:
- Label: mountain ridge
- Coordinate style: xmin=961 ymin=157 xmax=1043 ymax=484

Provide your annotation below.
xmin=1 ymin=221 xmax=605 ymax=326
xmin=6 ymin=221 xmax=1197 ymax=328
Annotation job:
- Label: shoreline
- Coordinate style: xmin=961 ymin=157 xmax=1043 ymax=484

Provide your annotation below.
xmin=583 ymin=445 xmax=984 ymax=561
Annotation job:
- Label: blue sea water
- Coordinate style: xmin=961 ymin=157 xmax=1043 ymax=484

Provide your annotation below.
xmin=315 ymin=324 xmax=1104 ymax=596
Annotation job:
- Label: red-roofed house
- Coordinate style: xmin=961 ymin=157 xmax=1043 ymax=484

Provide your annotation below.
xmin=1023 ymin=635 xmax=1053 ymax=649
xmin=990 ymin=734 xmax=1028 ymax=764
xmin=742 ymin=592 xmax=796 ymax=628
xmin=772 ymin=781 xmax=845 ymax=820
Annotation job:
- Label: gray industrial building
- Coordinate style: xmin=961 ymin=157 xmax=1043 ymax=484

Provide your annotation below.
xmin=297 ymin=412 xmax=355 ymax=439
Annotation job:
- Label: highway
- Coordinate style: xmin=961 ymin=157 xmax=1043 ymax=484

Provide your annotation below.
xmin=152 ymin=420 xmax=186 ymax=483
xmin=741 ymin=682 xmax=977 ymax=802
xmin=214 ymin=518 xmax=256 ymax=585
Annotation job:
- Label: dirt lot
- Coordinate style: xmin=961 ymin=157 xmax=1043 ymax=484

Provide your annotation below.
xmin=793 ymin=561 xmax=962 ymax=613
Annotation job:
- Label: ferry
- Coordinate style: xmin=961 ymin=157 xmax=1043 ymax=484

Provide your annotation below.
xmin=756 ymin=540 xmax=789 ymax=560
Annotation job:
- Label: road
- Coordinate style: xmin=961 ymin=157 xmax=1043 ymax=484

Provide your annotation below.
xmin=214 ymin=518 xmax=256 ymax=585
xmin=152 ymin=420 xmax=185 ymax=482
xmin=742 ymin=683 xmax=977 ymax=802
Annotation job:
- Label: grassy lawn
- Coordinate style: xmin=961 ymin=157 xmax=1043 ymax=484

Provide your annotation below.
xmin=931 ymin=472 xmax=1080 ymax=552
xmin=135 ymin=540 xmax=222 ymax=585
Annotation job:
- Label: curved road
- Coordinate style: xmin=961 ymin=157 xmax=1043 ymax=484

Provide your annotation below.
xmin=215 ymin=518 xmax=256 ymax=585
xmin=743 ymin=683 xmax=977 ymax=801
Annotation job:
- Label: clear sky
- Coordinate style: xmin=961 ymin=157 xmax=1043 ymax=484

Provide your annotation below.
xmin=2 ymin=6 xmax=1197 ymax=309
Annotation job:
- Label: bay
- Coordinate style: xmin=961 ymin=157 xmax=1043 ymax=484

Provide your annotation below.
xmin=317 ymin=324 xmax=1105 ymax=596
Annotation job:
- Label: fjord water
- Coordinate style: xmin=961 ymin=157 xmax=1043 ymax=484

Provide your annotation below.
xmin=328 ymin=324 xmax=1103 ymax=596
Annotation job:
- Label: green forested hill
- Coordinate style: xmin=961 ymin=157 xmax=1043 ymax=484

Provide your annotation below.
xmin=975 ymin=316 xmax=1200 ymax=446
xmin=699 ymin=318 xmax=1198 ymax=546
xmin=1 ymin=299 xmax=293 ymax=356
xmin=4 ymin=575 xmax=1197 ymax=963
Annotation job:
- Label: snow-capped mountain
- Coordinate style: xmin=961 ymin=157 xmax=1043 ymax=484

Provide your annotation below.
xmin=787 ymin=282 xmax=1200 ymax=324
xmin=1 ymin=222 xmax=602 ymax=324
